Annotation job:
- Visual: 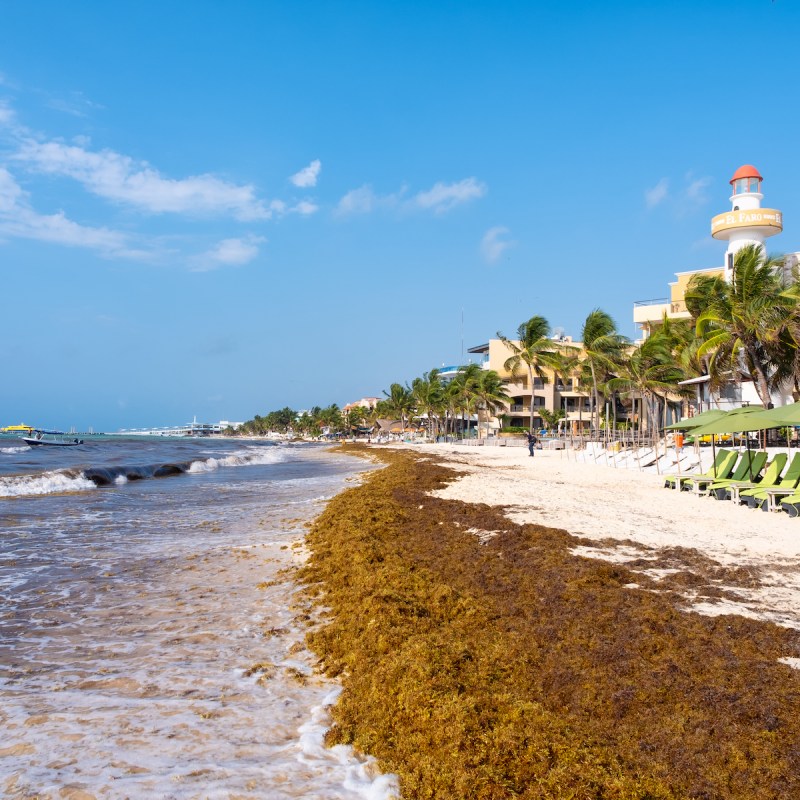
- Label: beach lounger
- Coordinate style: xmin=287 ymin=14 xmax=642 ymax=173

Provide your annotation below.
xmin=743 ymin=452 xmax=800 ymax=510
xmin=706 ymin=451 xmax=768 ymax=500
xmin=675 ymin=450 xmax=740 ymax=494
xmin=663 ymin=448 xmax=732 ymax=490
xmin=725 ymin=453 xmax=787 ymax=502
xmin=780 ymin=492 xmax=800 ymax=517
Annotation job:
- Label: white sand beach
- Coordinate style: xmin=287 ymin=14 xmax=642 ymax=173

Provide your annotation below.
xmin=403 ymin=442 xmax=800 ymax=632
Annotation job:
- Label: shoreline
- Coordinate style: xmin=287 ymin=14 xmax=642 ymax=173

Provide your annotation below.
xmin=302 ymin=444 xmax=800 ymax=799
xmin=0 ymin=443 xmax=397 ymax=799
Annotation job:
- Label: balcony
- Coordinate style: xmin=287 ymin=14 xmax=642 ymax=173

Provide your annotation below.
xmin=633 ymin=298 xmax=670 ymax=324
xmin=509 ymin=403 xmax=545 ymax=414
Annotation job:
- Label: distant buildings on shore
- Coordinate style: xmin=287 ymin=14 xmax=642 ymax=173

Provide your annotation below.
xmin=633 ymin=164 xmax=799 ymax=410
xmin=343 ymin=165 xmax=797 ymax=432
xmin=464 ymin=337 xmax=591 ymax=433
xmin=112 ymin=418 xmax=244 ymax=436
xmin=342 ymin=397 xmax=381 ymax=414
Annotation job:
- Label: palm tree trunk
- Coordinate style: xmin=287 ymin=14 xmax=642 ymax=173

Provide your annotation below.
xmin=751 ymin=358 xmax=772 ymax=409
xmin=612 ymin=391 xmax=618 ymax=442
xmin=528 ymin=365 xmax=535 ymax=432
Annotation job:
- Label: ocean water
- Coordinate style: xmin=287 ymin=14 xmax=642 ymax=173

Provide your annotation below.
xmin=0 ymin=436 xmax=397 ymax=799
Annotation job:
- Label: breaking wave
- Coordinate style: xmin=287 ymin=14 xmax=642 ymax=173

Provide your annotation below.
xmin=0 ymin=470 xmax=97 ymax=496
xmin=1 ymin=445 xmax=30 ymax=454
xmin=0 ymin=446 xmax=287 ymax=498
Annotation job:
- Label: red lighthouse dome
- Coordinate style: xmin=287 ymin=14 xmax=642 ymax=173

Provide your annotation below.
xmin=730 ymin=165 xmax=763 ymax=195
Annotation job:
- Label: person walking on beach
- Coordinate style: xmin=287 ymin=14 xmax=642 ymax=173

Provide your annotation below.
xmin=526 ymin=430 xmax=537 ymax=457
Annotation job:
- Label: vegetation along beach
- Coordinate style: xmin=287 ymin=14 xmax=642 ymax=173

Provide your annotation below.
xmin=302 ymin=444 xmax=800 ymax=798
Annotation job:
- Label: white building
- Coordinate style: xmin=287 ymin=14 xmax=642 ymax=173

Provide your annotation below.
xmin=634 ymin=164 xmax=799 ymax=411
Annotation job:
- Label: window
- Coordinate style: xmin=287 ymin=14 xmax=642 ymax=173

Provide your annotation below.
xmin=733 ymin=177 xmax=761 ymax=194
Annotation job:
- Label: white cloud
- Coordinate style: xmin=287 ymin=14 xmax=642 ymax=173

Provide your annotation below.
xmin=336 ymin=178 xmax=485 ymax=218
xmin=13 ymin=139 xmax=271 ymax=221
xmin=686 ymin=175 xmax=712 ymax=203
xmin=645 ymin=178 xmax=669 ymax=208
xmin=481 ymin=226 xmax=515 ymax=264
xmin=0 ymin=166 xmax=132 ymax=255
xmin=335 ymin=185 xmax=379 ymax=216
xmin=192 ymin=234 xmax=265 ymax=271
xmin=0 ymin=166 xmax=24 ymax=211
xmin=290 ymin=159 xmax=321 ymax=188
xmin=45 ymin=91 xmax=103 ymax=119
xmin=0 ymin=102 xmax=15 ymax=127
xmin=291 ymin=200 xmax=319 ymax=215
xmin=0 ymin=100 xmax=301 ymax=267
xmin=413 ymin=177 xmax=486 ymax=213
xmin=269 ymin=199 xmax=287 ymax=215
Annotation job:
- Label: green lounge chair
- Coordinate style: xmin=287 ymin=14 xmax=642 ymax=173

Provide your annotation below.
xmin=748 ymin=452 xmax=800 ymax=510
xmin=726 ymin=452 xmax=787 ymax=502
xmin=706 ymin=450 xmax=768 ymax=500
xmin=780 ymin=492 xmax=800 ymax=517
xmin=663 ymin=448 xmax=732 ymax=490
xmin=680 ymin=450 xmax=740 ymax=495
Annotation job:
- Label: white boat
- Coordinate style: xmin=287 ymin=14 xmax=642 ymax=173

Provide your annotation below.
xmin=22 ymin=432 xmax=84 ymax=447
xmin=1 ymin=424 xmax=84 ymax=447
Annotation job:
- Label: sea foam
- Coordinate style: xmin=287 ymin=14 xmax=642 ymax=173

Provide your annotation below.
xmin=0 ymin=469 xmax=96 ymax=497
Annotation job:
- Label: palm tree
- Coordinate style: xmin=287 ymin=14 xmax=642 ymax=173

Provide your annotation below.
xmin=580 ymin=309 xmax=628 ymax=435
xmin=448 ymin=364 xmax=482 ymax=438
xmin=690 ymin=244 xmax=792 ymax=407
xmin=344 ymin=406 xmax=368 ymax=436
xmin=547 ymin=349 xmax=582 ymax=435
xmin=442 ymin=376 xmax=463 ymax=438
xmin=316 ymin=404 xmax=344 ymax=435
xmin=538 ymin=407 xmax=564 ymax=431
xmin=607 ymin=331 xmax=688 ymax=441
xmin=498 ymin=315 xmax=557 ymax=432
xmin=411 ymin=369 xmax=444 ymax=440
xmin=471 ymin=369 xmax=510 ymax=438
xmin=382 ymin=382 xmax=415 ymax=433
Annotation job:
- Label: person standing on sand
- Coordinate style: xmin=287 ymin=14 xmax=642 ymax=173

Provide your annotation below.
xmin=526 ymin=430 xmax=537 ymax=457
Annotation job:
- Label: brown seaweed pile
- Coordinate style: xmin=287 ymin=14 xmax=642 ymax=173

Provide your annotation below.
xmin=300 ymin=446 xmax=800 ymax=799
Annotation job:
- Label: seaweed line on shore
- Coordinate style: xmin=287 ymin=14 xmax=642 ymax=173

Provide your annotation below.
xmin=300 ymin=445 xmax=800 ymax=799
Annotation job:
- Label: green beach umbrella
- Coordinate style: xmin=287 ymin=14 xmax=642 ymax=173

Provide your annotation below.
xmin=687 ymin=406 xmax=765 ymax=481
xmin=687 ymin=406 xmax=769 ymax=436
xmin=663 ymin=408 xmax=728 ymax=430
xmin=723 ymin=403 xmax=800 ymax=452
xmin=755 ymin=402 xmax=800 ymax=427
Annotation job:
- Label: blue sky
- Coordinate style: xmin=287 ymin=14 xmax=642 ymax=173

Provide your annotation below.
xmin=2 ymin=1 xmax=799 ymax=431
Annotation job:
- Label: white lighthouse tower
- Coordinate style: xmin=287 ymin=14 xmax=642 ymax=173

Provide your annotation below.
xmin=711 ymin=164 xmax=783 ymax=281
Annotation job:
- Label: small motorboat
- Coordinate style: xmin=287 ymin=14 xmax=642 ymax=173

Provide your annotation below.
xmin=20 ymin=429 xmax=84 ymax=447
xmin=2 ymin=424 xmax=84 ymax=447
xmin=22 ymin=435 xmax=83 ymax=447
